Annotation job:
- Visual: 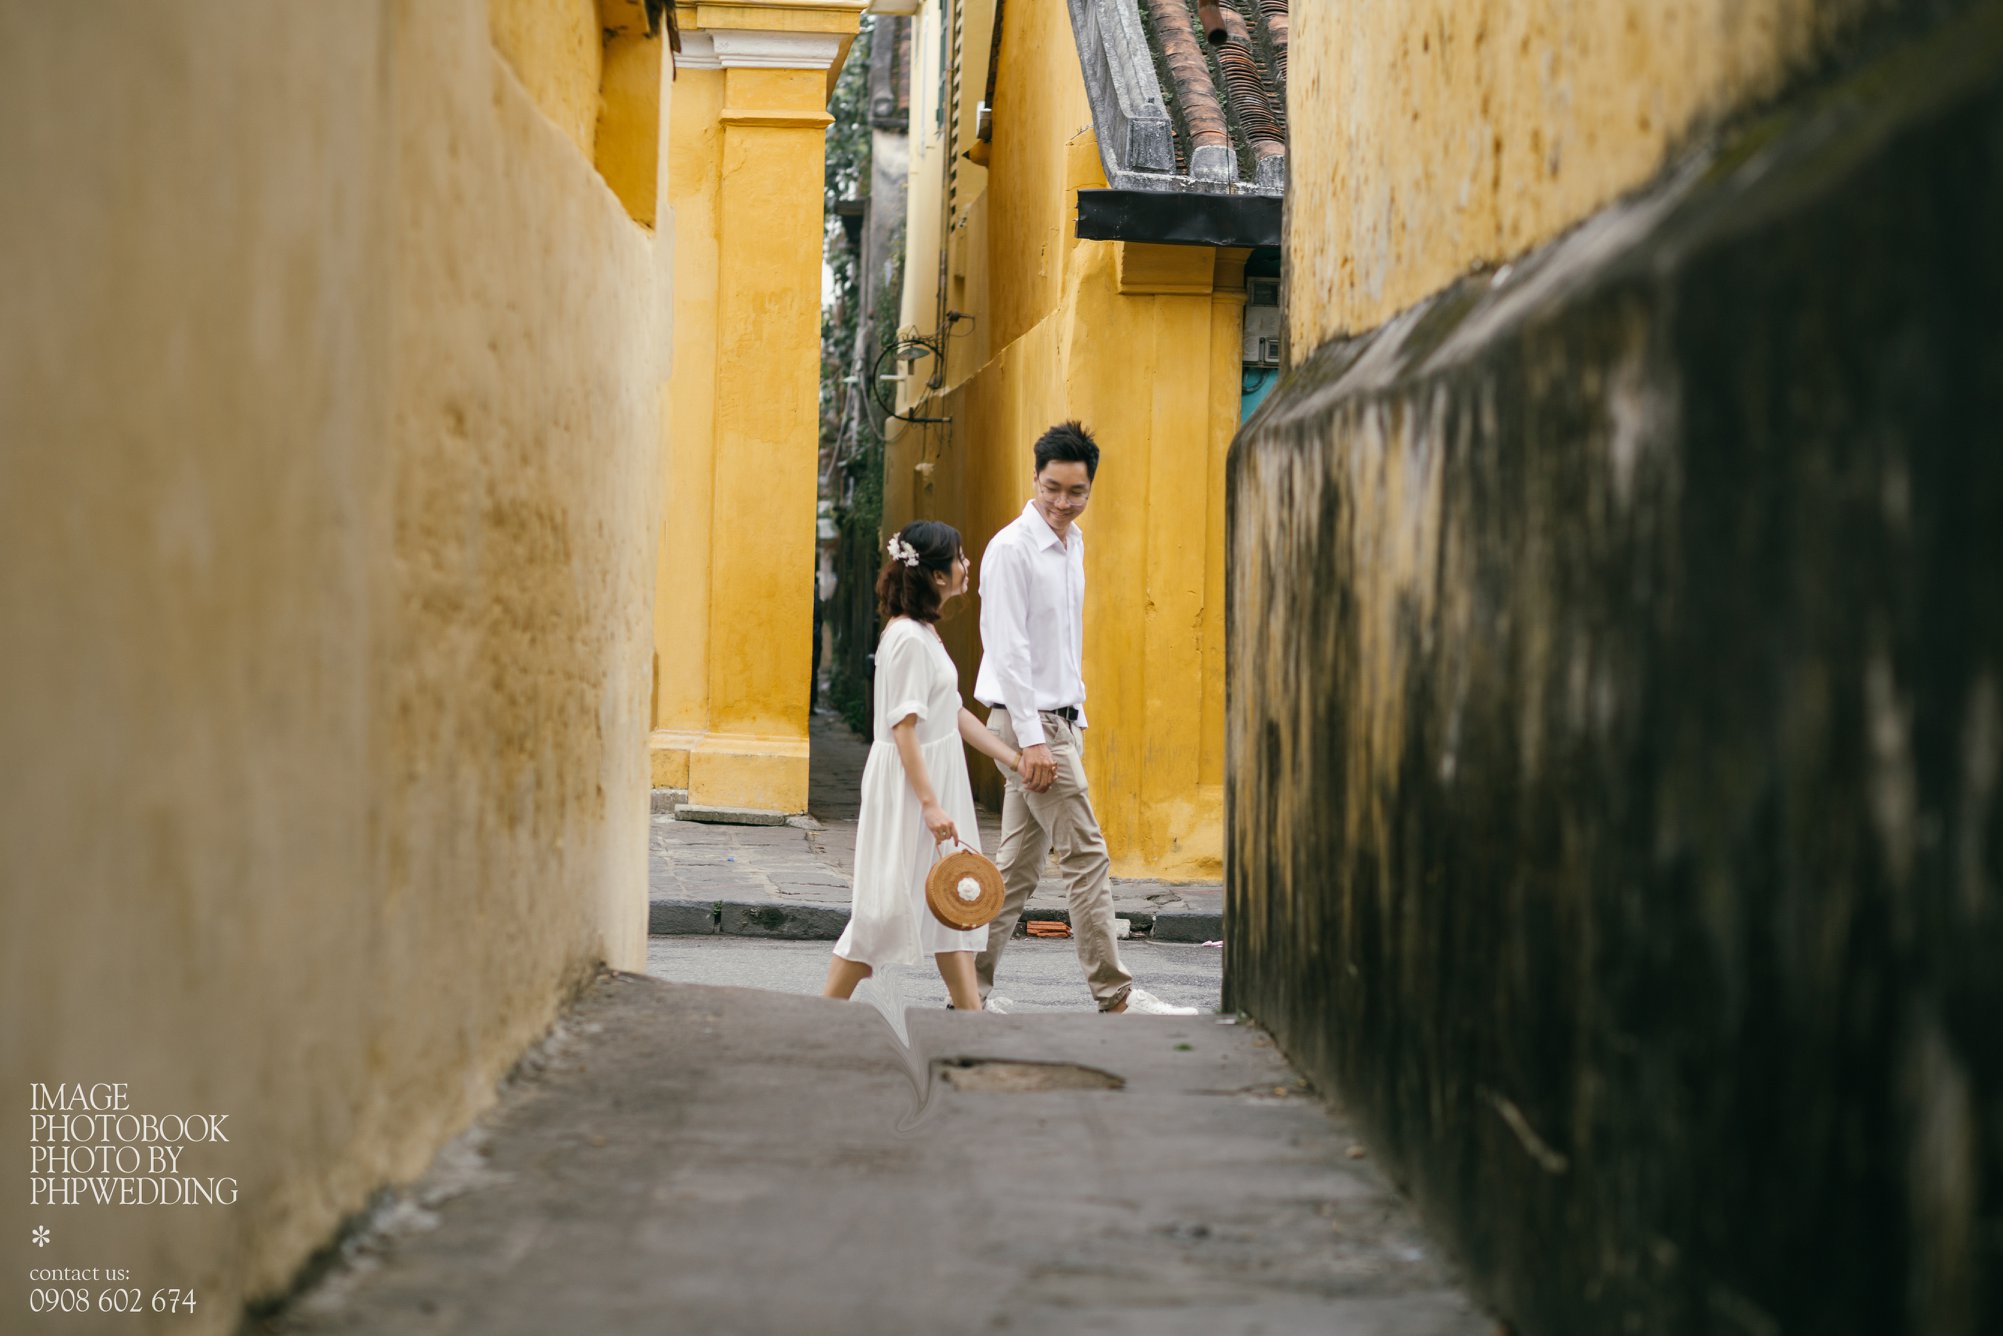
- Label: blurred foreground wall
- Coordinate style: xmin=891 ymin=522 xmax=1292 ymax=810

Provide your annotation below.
xmin=1228 ymin=2 xmax=2001 ymax=1332
xmin=0 ymin=1 xmax=670 ymax=1326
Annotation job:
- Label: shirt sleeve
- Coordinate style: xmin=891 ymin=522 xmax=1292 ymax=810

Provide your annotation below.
xmin=1072 ymin=535 xmax=1087 ymax=731
xmin=978 ymin=540 xmax=1046 ymax=748
xmin=876 ymin=624 xmax=930 ymax=729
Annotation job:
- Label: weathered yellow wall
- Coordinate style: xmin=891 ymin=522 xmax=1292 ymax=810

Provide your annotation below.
xmin=0 ymin=1 xmax=669 ymax=1327
xmin=889 ymin=0 xmax=1236 ymax=879
xmin=1289 ymin=0 xmax=1905 ymax=347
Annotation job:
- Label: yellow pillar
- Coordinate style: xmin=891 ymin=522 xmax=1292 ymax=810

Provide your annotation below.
xmin=652 ymin=58 xmax=723 ymax=789
xmin=652 ymin=2 xmax=861 ymax=814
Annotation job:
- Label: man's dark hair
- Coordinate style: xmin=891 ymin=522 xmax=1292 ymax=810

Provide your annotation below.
xmin=1033 ymin=421 xmax=1100 ymax=481
xmin=876 ymin=519 xmax=964 ymax=624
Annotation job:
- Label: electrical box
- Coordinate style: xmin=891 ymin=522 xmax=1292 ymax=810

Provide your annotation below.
xmin=1242 ymin=280 xmax=1282 ymax=368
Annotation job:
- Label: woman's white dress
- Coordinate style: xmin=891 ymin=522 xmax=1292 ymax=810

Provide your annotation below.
xmin=832 ymin=617 xmax=987 ymax=966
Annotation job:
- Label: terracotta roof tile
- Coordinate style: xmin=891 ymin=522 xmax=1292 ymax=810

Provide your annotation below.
xmin=1149 ymin=0 xmax=1289 ymax=189
xmin=1212 ymin=1 xmax=1284 ymax=168
xmin=1256 ymin=0 xmax=1288 ymax=89
xmin=1069 ymin=0 xmax=1289 ymax=195
xmin=1147 ymin=0 xmax=1230 ymax=166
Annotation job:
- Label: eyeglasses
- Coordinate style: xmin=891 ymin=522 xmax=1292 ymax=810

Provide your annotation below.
xmin=1036 ymin=480 xmax=1091 ymax=505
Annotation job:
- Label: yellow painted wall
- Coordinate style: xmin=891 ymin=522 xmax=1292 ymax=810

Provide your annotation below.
xmin=983 ymin=0 xmax=1081 ymax=355
xmin=889 ymin=0 xmax=1236 ymax=880
xmin=599 ymin=32 xmax=667 ymax=225
xmin=1288 ymin=0 xmax=1906 ymax=347
xmin=0 ymin=1 xmax=670 ymax=1326
xmin=489 ymin=0 xmax=606 ymax=159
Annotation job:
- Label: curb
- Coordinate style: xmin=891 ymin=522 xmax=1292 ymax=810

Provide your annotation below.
xmin=1149 ymin=909 xmax=1225 ymax=943
xmin=677 ymin=805 xmax=791 ymax=827
xmin=648 ymin=900 xmax=721 ymax=935
xmin=721 ymin=902 xmax=851 ymax=939
xmin=649 ymin=897 xmax=1221 ymax=944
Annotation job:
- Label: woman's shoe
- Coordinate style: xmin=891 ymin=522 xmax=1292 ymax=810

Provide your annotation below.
xmin=948 ymin=995 xmax=1015 ymax=1013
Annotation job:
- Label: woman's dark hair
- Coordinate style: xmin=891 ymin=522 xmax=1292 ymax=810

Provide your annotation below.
xmin=1033 ymin=420 xmax=1100 ymax=480
xmin=876 ymin=519 xmax=963 ymax=624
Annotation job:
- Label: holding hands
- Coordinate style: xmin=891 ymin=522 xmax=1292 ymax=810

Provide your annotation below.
xmin=956 ymin=706 xmax=1057 ymax=795
xmin=1015 ymin=743 xmax=1057 ymax=794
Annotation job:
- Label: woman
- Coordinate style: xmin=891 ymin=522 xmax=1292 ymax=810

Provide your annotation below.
xmin=823 ymin=520 xmax=1027 ymax=1012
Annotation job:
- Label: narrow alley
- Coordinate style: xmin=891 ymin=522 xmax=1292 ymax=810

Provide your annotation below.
xmin=5 ymin=1 xmax=1998 ymax=1334
xmin=261 ymin=977 xmax=1486 ymax=1335
xmin=255 ymin=705 xmax=1472 ymax=1332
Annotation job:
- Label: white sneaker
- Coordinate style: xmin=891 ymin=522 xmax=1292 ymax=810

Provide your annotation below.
xmin=1119 ymin=988 xmax=1198 ymax=1016
xmin=983 ymin=995 xmax=1016 ymax=1014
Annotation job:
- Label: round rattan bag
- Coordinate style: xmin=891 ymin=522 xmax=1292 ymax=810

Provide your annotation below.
xmin=926 ymin=840 xmax=1004 ymax=930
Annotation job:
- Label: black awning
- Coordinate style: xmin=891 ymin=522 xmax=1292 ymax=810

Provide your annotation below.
xmin=1074 ymin=188 xmax=1281 ymax=248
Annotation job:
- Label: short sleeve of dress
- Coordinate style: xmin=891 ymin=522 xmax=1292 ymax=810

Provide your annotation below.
xmin=876 ymin=623 xmax=933 ymax=729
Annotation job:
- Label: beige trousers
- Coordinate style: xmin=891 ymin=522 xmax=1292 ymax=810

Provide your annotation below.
xmin=977 ymin=712 xmax=1133 ymax=1010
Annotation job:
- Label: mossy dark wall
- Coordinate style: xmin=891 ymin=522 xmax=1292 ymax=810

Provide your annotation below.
xmin=1225 ymin=12 xmax=2003 ymax=1335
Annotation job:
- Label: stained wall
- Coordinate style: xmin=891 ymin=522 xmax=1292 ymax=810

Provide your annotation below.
xmin=1229 ymin=3 xmax=2003 ymax=1331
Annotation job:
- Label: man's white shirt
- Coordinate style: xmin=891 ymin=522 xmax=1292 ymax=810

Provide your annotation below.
xmin=974 ymin=500 xmax=1086 ymax=748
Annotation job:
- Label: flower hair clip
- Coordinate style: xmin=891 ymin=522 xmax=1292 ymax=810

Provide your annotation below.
xmin=886 ymin=536 xmax=921 ymax=568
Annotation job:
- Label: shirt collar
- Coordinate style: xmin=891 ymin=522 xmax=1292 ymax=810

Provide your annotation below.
xmin=1019 ymin=499 xmax=1075 ymax=551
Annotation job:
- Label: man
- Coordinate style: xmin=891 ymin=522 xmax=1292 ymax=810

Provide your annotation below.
xmin=972 ymin=422 xmax=1197 ymax=1016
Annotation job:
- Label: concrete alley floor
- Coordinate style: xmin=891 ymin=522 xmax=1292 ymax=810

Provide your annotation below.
xmin=264 ymin=972 xmax=1490 ymax=1335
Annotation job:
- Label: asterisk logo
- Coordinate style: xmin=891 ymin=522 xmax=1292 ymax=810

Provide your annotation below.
xmin=32 ymin=1226 xmax=50 ymax=1247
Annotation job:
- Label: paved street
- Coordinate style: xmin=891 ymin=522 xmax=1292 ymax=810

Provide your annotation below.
xmin=648 ymin=705 xmax=1226 ymax=937
xmin=648 ymin=936 xmax=1224 ymax=1014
